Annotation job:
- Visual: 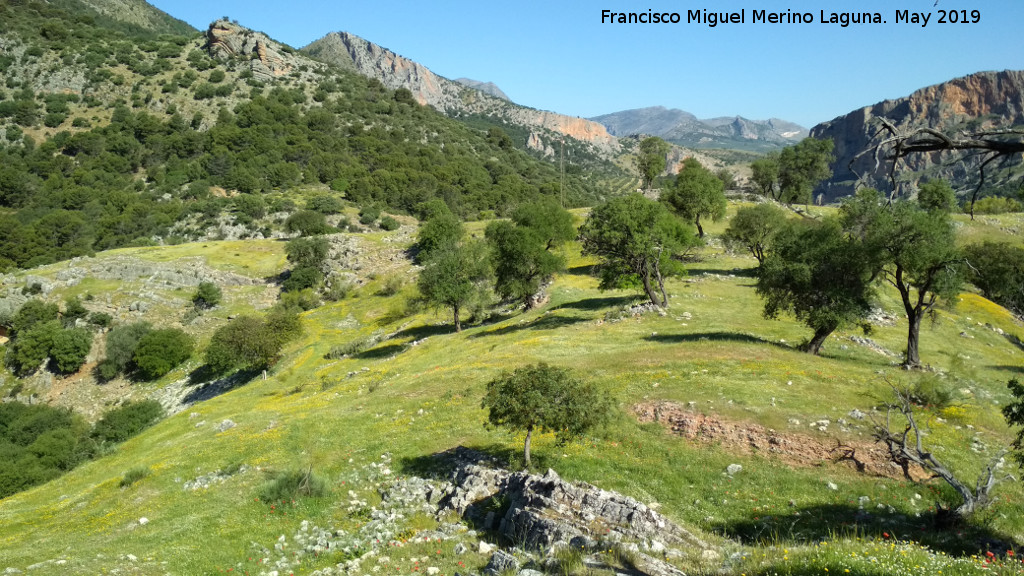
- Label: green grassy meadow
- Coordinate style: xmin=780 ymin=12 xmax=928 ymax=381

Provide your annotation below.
xmin=0 ymin=206 xmax=1023 ymax=575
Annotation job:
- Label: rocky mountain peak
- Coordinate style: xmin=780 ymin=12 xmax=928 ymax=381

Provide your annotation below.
xmin=454 ymin=78 xmax=510 ymax=101
xmin=303 ymin=31 xmax=619 ymax=156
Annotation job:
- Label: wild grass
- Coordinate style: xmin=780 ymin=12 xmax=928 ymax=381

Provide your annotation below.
xmin=0 ymin=211 xmax=1021 ymax=574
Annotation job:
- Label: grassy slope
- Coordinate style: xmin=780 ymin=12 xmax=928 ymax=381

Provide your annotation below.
xmin=0 ymin=207 xmax=1022 ymax=574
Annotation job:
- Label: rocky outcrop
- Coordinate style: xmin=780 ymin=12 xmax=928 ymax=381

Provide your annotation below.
xmin=811 ymin=70 xmax=1024 ymax=201
xmin=207 ymin=20 xmax=325 ymax=82
xmin=591 ymin=106 xmax=807 ymax=151
xmin=434 ymin=447 xmax=707 ymax=551
xmin=302 ymin=32 xmax=619 ymax=156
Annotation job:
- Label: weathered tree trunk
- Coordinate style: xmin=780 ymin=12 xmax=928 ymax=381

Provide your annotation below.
xmin=905 ymin=310 xmax=922 ymax=368
xmin=523 ymin=425 xmax=533 ymax=468
xmin=453 ymin=306 xmax=461 ymax=332
xmin=640 ymin=269 xmax=664 ymax=308
xmin=695 ymin=215 xmax=705 ymax=238
xmin=804 ymin=325 xmax=835 ymax=355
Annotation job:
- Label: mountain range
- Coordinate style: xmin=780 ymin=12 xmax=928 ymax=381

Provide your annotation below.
xmin=589 ymin=106 xmax=808 ymax=152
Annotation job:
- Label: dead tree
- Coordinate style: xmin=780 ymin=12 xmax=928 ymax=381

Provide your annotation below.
xmin=851 ymin=119 xmax=1024 ymax=218
xmin=871 ymin=383 xmax=1014 ymax=520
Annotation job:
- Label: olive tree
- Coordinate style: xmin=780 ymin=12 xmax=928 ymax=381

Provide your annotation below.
xmin=723 ymin=203 xmax=787 ymax=265
xmin=578 ymin=193 xmax=696 ymax=308
xmin=482 ymin=363 xmax=613 ymax=468
xmin=662 ymin=157 xmax=726 ymax=238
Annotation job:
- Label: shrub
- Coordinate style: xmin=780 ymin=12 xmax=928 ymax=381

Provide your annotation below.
xmin=192 ymin=281 xmax=222 ymax=309
xmin=119 ymin=466 xmax=150 ymax=487
xmin=48 ymin=327 xmax=92 ymax=374
xmin=377 ymin=274 xmax=404 ymax=296
xmin=91 ymin=400 xmax=164 ymax=444
xmin=278 ymin=288 xmax=320 ymax=312
xmin=323 ymin=276 xmax=355 ymax=301
xmin=62 ymin=297 xmax=88 ymax=326
xmin=358 ymin=205 xmax=380 ymax=225
xmin=11 ymin=299 xmax=59 ymax=336
xmin=104 ymin=322 xmax=152 ymax=375
xmin=4 ymin=320 xmax=60 ymax=376
xmin=88 ymin=312 xmax=112 ymax=328
xmin=379 ymin=215 xmax=400 ymax=231
xmin=307 ymin=194 xmax=344 ymax=215
xmin=910 ymin=374 xmax=957 ymax=410
xmin=257 ymin=468 xmax=326 ymax=504
xmin=285 ymin=210 xmax=332 ymax=236
xmin=132 ymin=328 xmax=193 ymax=380
xmin=970 ymin=196 xmax=1022 ymax=215
xmin=285 ymin=236 xmax=329 ymax=270
xmin=325 ymin=337 xmax=370 ymax=359
xmin=282 ymin=266 xmax=323 ymax=293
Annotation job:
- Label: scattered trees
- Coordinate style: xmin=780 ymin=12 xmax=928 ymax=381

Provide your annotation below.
xmin=482 ymin=363 xmax=613 ymax=468
xmin=723 ymin=203 xmax=787 ymax=265
xmin=578 ymin=193 xmax=696 ymax=308
xmin=635 ymin=136 xmax=671 ymax=189
xmin=662 ymin=157 xmax=726 ymax=238
xmin=964 ymin=241 xmax=1024 ymax=314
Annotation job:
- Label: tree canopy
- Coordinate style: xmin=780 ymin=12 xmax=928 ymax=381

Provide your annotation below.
xmin=778 ymin=138 xmax=835 ymax=205
xmin=417 ymin=240 xmax=492 ymax=332
xmin=635 ymin=137 xmax=671 ymax=190
xmin=578 ymin=193 xmax=696 ymax=308
xmin=482 ymin=363 xmax=613 ymax=468
xmin=723 ymin=203 xmax=788 ymax=265
xmin=662 ymin=157 xmax=726 ymax=237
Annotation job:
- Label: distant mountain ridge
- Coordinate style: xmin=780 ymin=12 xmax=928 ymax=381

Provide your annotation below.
xmin=302 ymin=31 xmax=619 ymax=157
xmin=810 ymin=70 xmax=1024 ymax=201
xmin=589 ymin=106 xmax=807 ymax=152
xmin=454 ymin=78 xmax=509 ymax=101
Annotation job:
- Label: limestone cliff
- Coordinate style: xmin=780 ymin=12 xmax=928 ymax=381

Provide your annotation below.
xmin=811 ymin=70 xmax=1024 ymax=201
xmin=207 ymin=20 xmax=326 ymax=83
xmin=303 ymin=31 xmax=619 ymax=156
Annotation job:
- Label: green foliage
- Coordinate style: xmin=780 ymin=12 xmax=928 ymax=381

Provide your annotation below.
xmin=662 ymin=157 xmax=726 ymax=237
xmin=758 ymin=218 xmax=875 ymax=354
xmin=379 ymin=215 xmax=400 ymax=231
xmin=778 ymin=138 xmax=834 ymax=205
xmin=970 ymin=195 xmax=1022 ymax=215
xmin=358 ymin=205 xmax=380 ymax=225
xmin=917 ymin=180 xmax=957 ymax=213
xmin=482 ymin=363 xmax=614 ymax=467
xmin=0 ymin=401 xmax=90 ymax=499
xmin=417 ymin=240 xmax=492 ymax=331
xmin=909 ymin=373 xmax=956 ymax=410
xmin=285 ymin=210 xmax=332 ymax=236
xmin=91 ymin=400 xmax=164 ymax=444
xmin=103 ymin=322 xmax=152 ymax=378
xmin=281 ymin=266 xmax=323 ymax=293
xmin=415 ymin=210 xmax=464 ymax=263
xmin=10 ymin=299 xmax=59 ymax=336
xmin=486 ymin=220 xmax=564 ymax=308
xmin=4 ymin=320 xmax=60 ymax=376
xmin=278 ymin=288 xmax=321 ymax=312
xmin=964 ymin=241 xmax=1024 ymax=314
xmin=88 ymin=312 xmax=112 ymax=328
xmin=205 ymin=309 xmax=300 ymax=375
xmin=192 ymin=281 xmax=222 ymax=310
xmin=635 ymin=137 xmax=670 ymax=189
xmin=723 ymin=203 xmax=788 ymax=264
xmin=257 ymin=468 xmax=327 ymax=503
xmin=285 ymin=236 xmax=329 ymax=271
xmin=131 ymin=328 xmax=193 ymax=380
xmin=307 ymin=194 xmax=344 ymax=215
xmin=119 ymin=466 xmax=150 ymax=487
xmin=233 ymin=194 xmax=266 ymax=219
xmin=48 ymin=327 xmax=92 ymax=374
xmin=840 ymin=188 xmax=965 ymax=367
xmin=578 ymin=193 xmax=696 ymax=307
xmin=511 ymin=197 xmax=575 ymax=249
xmin=1004 ymin=379 xmax=1024 ymax=468
xmin=62 ymin=297 xmax=88 ymax=327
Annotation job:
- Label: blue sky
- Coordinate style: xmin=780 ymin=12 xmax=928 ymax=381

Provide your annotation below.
xmin=148 ymin=0 xmax=1024 ymax=128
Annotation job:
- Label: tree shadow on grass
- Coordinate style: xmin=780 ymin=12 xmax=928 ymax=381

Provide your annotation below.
xmin=396 ymin=443 xmax=521 ymax=480
xmin=182 ymin=367 xmax=261 ymax=405
xmin=470 ymin=313 xmax=590 ymax=338
xmin=991 ymin=365 xmax=1024 ymax=375
xmin=552 ymin=295 xmax=639 ymax=312
xmin=354 ymin=341 xmax=409 ymax=360
xmin=714 ymin=502 xmax=1017 ymax=558
xmin=391 ymin=323 xmax=454 ymax=341
xmin=566 ymin=264 xmax=596 ymax=276
xmin=645 ymin=332 xmax=790 ymax=350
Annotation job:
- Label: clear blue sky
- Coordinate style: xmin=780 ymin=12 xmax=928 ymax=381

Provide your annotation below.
xmin=148 ymin=0 xmax=1024 ymax=128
